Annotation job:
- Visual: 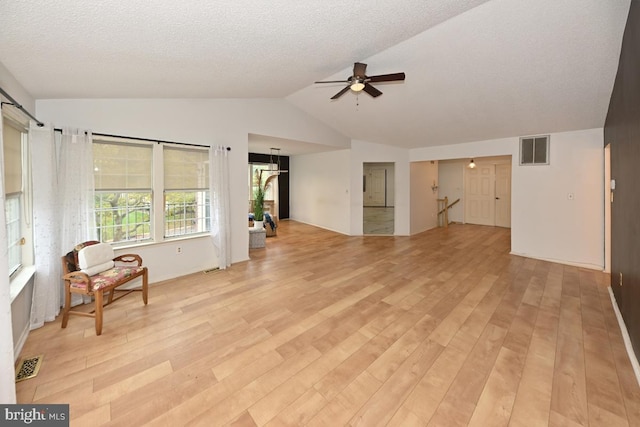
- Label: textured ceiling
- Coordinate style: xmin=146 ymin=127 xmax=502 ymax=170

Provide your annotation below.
xmin=0 ymin=0 xmax=488 ymax=98
xmin=0 ymin=0 xmax=630 ymax=150
xmin=288 ymin=0 xmax=631 ymax=148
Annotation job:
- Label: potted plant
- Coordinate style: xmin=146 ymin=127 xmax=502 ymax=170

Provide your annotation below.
xmin=253 ymin=185 xmax=265 ymax=229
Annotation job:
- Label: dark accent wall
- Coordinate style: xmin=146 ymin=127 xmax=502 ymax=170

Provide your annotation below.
xmin=248 ymin=152 xmax=290 ymax=219
xmin=604 ymin=0 xmax=639 ymax=359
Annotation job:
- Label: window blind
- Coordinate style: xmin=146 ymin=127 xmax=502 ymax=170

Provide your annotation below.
xmin=164 ymin=146 xmax=209 ymax=190
xmin=93 ymin=140 xmax=153 ymax=190
xmin=2 ymin=119 xmax=22 ymax=195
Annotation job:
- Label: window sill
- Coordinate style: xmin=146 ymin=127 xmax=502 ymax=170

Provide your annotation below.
xmin=10 ymin=265 xmax=36 ymax=303
xmin=113 ymin=233 xmax=210 ymax=251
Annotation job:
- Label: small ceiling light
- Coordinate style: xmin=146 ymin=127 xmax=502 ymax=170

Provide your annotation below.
xmin=350 ymin=80 xmax=365 ymax=92
xmin=469 ymin=159 xmax=476 ymax=169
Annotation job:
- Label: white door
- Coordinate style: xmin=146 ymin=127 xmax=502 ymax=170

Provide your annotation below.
xmin=365 ymin=169 xmax=386 ymax=206
xmin=465 ymin=164 xmax=495 ymax=226
xmin=495 ymin=164 xmax=511 ymax=228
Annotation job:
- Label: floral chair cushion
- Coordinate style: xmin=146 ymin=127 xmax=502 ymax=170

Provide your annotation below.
xmin=69 ymin=266 xmax=146 ymax=292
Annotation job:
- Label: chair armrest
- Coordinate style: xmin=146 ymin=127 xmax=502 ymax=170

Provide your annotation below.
xmin=113 ymin=254 xmax=143 ymax=266
xmin=63 ymin=271 xmax=92 ymax=286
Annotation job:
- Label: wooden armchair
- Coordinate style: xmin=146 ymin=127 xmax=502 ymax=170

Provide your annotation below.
xmin=61 ymin=241 xmax=148 ymax=335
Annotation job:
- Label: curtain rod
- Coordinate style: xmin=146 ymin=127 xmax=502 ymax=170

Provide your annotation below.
xmin=0 ymin=86 xmax=44 ymax=127
xmin=53 ymin=128 xmax=230 ymax=150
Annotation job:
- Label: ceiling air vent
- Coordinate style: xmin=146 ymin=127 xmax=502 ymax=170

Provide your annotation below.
xmin=520 ymin=135 xmax=549 ymax=165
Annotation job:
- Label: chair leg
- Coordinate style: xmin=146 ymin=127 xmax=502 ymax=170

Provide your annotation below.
xmin=61 ymin=282 xmax=71 ymax=329
xmin=94 ymin=290 xmax=104 ymax=336
xmin=142 ymin=268 xmax=148 ymax=305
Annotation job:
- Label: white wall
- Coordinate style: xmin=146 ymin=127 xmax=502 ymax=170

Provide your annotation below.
xmin=411 ymin=128 xmax=605 ymax=269
xmin=114 ymin=237 xmax=216 ymax=284
xmin=294 ymin=140 xmax=412 ymax=236
xmin=350 ymin=140 xmax=411 ymax=236
xmin=36 ymin=98 xmax=350 ymax=280
xmin=290 ymin=149 xmax=351 ymax=234
xmin=11 ymin=272 xmax=33 ymax=361
xmin=0 ymin=61 xmax=31 ymax=403
xmin=512 ymin=129 xmax=603 ymax=269
xmin=410 ymin=161 xmax=439 ymax=234
xmin=0 ymin=62 xmax=35 ymax=113
xmin=437 ymin=160 xmax=465 ymax=223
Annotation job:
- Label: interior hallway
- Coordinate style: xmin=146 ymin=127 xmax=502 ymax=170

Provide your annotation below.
xmin=363 ymin=207 xmax=394 ymax=235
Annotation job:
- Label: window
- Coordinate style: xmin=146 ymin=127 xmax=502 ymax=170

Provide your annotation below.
xmin=163 ymin=146 xmax=210 ymax=237
xmin=249 ymin=162 xmax=281 ymax=220
xmin=3 ymin=117 xmax=27 ymax=277
xmin=520 ymin=135 xmax=549 ymax=165
xmin=250 ymin=164 xmax=275 ymax=199
xmin=5 ymin=195 xmax=20 ymax=276
xmin=92 ymin=138 xmax=213 ymax=245
xmin=249 ymin=163 xmax=278 ymax=210
xmin=93 ymin=139 xmax=153 ymax=244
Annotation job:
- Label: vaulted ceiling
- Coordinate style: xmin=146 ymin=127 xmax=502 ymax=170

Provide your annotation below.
xmin=0 ymin=0 xmax=630 ymax=151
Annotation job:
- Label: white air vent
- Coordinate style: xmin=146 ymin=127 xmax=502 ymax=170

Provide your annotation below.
xmin=520 ymin=135 xmax=549 ymax=165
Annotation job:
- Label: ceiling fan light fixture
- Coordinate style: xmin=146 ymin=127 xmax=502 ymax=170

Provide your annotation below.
xmin=317 ymin=62 xmax=405 ymax=99
xmin=350 ymin=80 xmax=365 ymax=92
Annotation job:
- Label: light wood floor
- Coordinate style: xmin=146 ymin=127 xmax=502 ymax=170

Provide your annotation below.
xmin=363 ymin=207 xmax=394 ymax=235
xmin=16 ymin=221 xmax=640 ymax=426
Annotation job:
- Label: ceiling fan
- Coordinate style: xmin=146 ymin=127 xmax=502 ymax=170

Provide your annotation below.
xmin=315 ymin=62 xmax=405 ymax=100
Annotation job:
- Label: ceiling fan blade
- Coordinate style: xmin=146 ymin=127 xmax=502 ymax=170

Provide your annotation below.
xmin=353 ymin=62 xmax=367 ymax=78
xmin=367 ymin=72 xmax=406 ymax=83
xmin=363 ymin=83 xmax=382 ymax=98
xmin=316 ymin=63 xmax=403 ymax=100
xmin=330 ymin=85 xmax=351 ymax=100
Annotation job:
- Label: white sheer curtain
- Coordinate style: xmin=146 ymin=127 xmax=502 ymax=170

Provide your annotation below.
xmin=0 ymin=111 xmax=17 ymax=403
xmin=59 ymin=128 xmax=96 ymax=306
xmin=29 ymin=123 xmax=61 ymax=328
xmin=209 ymin=145 xmax=231 ymax=269
xmin=59 ymin=128 xmax=96 ymax=248
xmin=30 ymin=125 xmax=96 ymax=328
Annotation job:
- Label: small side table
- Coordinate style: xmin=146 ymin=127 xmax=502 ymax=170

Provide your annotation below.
xmin=249 ymin=228 xmax=266 ymax=249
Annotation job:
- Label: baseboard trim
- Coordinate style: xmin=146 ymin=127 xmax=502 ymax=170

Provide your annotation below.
xmin=13 ymin=324 xmax=29 ymax=363
xmin=509 ymin=251 xmax=603 ymax=271
xmin=290 ymin=219 xmax=349 ymax=236
xmin=608 ymin=287 xmax=640 ymax=387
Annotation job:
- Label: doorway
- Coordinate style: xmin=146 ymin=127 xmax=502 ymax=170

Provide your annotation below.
xmin=363 ymin=162 xmax=394 ymax=234
xmin=464 ymin=159 xmax=511 ymax=227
